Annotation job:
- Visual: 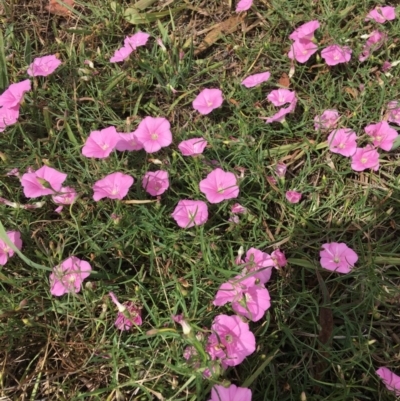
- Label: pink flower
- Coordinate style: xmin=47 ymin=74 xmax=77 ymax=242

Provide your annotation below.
xmin=0 ymin=106 xmax=20 ymax=132
xmin=387 ymin=101 xmax=400 ymax=125
xmin=365 ymin=6 xmax=396 ymax=23
xmin=231 ymin=203 xmax=246 ymax=214
xmin=142 ymin=170 xmax=169 ymax=196
xmin=350 ymin=145 xmax=380 ymax=171
xmin=320 ymin=242 xmax=358 ymax=274
xmin=115 ymin=131 xmax=144 ymax=151
xmin=271 ymin=249 xmax=287 ymax=268
xmin=241 ymin=71 xmax=270 ymax=88
xmin=327 ymin=128 xmax=358 ymax=157
xmin=49 ymin=256 xmax=92 ymax=296
xmin=110 ymin=31 xmax=150 ymax=62
xmin=172 ymin=314 xmax=192 ymax=335
xmin=314 ymin=109 xmax=340 ymax=130
xmin=0 ymin=79 xmax=31 ymax=109
xmin=27 ymin=55 xmax=61 ymax=77
xmin=235 ymin=0 xmax=253 ymax=12
xmin=82 ymin=126 xmax=120 ymax=158
xmin=199 ymin=168 xmax=239 ymax=204
xmin=109 ymin=292 xmax=142 ymax=331
xmin=265 ymin=101 xmax=296 ymax=123
xmin=267 ymin=89 xmax=296 ymax=107
xmin=285 ymin=191 xmax=302 ymax=203
xmin=192 ymin=88 xmax=224 ymax=115
xmin=0 ymin=231 xmax=22 ymax=266
xmin=382 ymin=60 xmax=392 ymax=72
xmin=21 ymin=165 xmax=67 ymax=198
xmin=288 ymin=39 xmax=318 ymax=63
xmin=92 ymin=172 xmax=134 ymax=201
xmin=171 ymin=200 xmax=208 ymax=228
xmin=178 ymin=137 xmax=208 ymax=156
xmin=376 ymin=367 xmax=400 ymax=395
xmin=52 ymin=186 xmax=78 ymax=212
xmin=207 ymin=314 xmax=255 ymax=368
xmin=275 ymin=162 xmax=287 ymax=178
xmin=242 ymin=248 xmax=275 ymax=284
xmin=209 ymin=384 xmax=252 ymax=401
xmin=289 ymin=20 xmax=320 ymax=41
xmin=134 ymin=116 xmax=172 ymax=153
xmin=364 ymin=121 xmax=398 ymax=151
xmin=359 ymin=31 xmax=387 ymax=62
xmin=321 ymin=45 xmax=352 ymax=66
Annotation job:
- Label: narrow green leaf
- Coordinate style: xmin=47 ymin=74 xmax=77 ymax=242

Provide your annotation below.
xmin=103 ymin=72 xmax=126 ymax=94
xmin=24 ymin=30 xmax=32 ymax=66
xmin=0 ymin=30 xmax=9 ymax=91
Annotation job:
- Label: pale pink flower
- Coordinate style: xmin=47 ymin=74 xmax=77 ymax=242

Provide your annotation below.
xmin=172 ymin=314 xmax=192 ymax=335
xmin=265 ymin=102 xmax=296 ymax=123
xmin=115 ymin=131 xmax=144 ymax=151
xmin=209 ymin=384 xmax=252 ymax=401
xmin=109 ymin=46 xmax=133 ymax=63
xmin=321 ymin=45 xmax=352 ymax=66
xmin=359 ymin=30 xmax=387 ymax=62
xmin=320 ymin=242 xmax=358 ymax=274
xmin=289 ymin=20 xmax=320 ymax=41
xmin=192 ymin=88 xmax=224 ymax=115
xmin=229 ymin=215 xmax=240 ymax=224
xmin=27 ymin=55 xmax=61 ymax=77
xmin=171 ymin=200 xmax=208 ymax=228
xmin=235 ymin=0 xmax=253 ymax=12
xmin=92 ymin=172 xmax=133 ymax=201
xmin=110 ymin=31 xmax=150 ymax=62
xmin=49 ymin=256 xmax=92 ymax=296
xmin=267 ymin=89 xmax=296 ymax=107
xmin=314 ymin=109 xmax=340 ymax=130
xmin=142 ymin=170 xmax=169 ymax=196
xmin=266 ymin=176 xmax=277 ymax=185
xmin=351 ymin=145 xmax=380 ymax=171
xmin=241 ymin=71 xmax=270 ymax=88
xmin=207 ymin=314 xmax=256 ymax=368
xmin=285 ymin=190 xmax=302 ymax=203
xmin=327 ymin=128 xmax=358 ymax=157
xmin=199 ymin=168 xmax=239 ymax=204
xmin=52 ymin=186 xmax=78 ymax=213
xmin=0 ymin=79 xmax=31 ymax=109
xmin=242 ymin=248 xmax=275 ymax=284
xmin=82 ymin=126 xmax=120 ymax=158
xmin=365 ymin=6 xmax=396 ymax=23
xmin=6 ymin=168 xmax=20 ymax=177
xmin=0 ymin=106 xmax=20 ymax=132
xmin=387 ymin=101 xmax=400 ymax=125
xmin=288 ymin=39 xmax=318 ymax=63
xmin=231 ymin=203 xmax=246 ymax=214
xmin=21 ymin=165 xmax=67 ymax=198
xmin=0 ymin=231 xmax=22 ymax=266
xmin=178 ymin=137 xmax=208 ymax=156
xmin=271 ymin=249 xmax=287 ymax=268
xmin=275 ymin=162 xmax=287 ymax=178
xmin=109 ymin=292 xmax=142 ymax=331
xmin=365 ymin=121 xmax=398 ymax=151
xmin=382 ymin=60 xmax=392 ymax=72
xmin=134 ymin=116 xmax=172 ymax=153
xmin=376 ymin=367 xmax=400 ymax=395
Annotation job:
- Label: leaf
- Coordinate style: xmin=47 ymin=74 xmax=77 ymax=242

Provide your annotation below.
xmin=194 ymin=14 xmax=245 ymax=55
xmin=0 ymin=29 xmax=8 ymax=91
xmin=278 ymin=72 xmax=290 ymax=88
xmin=124 ymin=7 xmax=186 ymax=25
xmin=45 ymin=0 xmax=75 ymax=17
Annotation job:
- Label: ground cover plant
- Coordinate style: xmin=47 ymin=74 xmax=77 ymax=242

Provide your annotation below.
xmin=1 ymin=0 xmax=400 ymax=400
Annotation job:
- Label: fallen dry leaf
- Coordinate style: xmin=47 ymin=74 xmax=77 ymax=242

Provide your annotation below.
xmin=46 ymin=0 xmax=75 ymax=17
xmin=278 ymin=72 xmax=290 ymax=88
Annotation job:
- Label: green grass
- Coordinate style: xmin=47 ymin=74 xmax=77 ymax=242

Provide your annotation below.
xmin=1 ymin=0 xmax=400 ymax=400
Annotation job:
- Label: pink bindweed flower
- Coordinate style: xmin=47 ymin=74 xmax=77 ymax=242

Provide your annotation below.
xmin=288 ymin=39 xmax=318 ymax=63
xmin=115 ymin=131 xmax=144 ymax=151
xmin=327 ymin=128 xmax=358 ymax=157
xmin=365 ymin=6 xmax=396 ymax=23
xmin=314 ymin=109 xmax=340 ymax=130
xmin=242 ymin=248 xmax=275 ymax=284
xmin=192 ymin=88 xmax=224 ymax=115
xmin=82 ymin=126 xmax=120 ymax=158
xmin=199 ymin=168 xmax=239 ymax=204
xmin=289 ymin=20 xmax=320 ymax=41
xmin=0 ymin=79 xmax=31 ymax=109
xmin=21 ymin=165 xmax=67 ymax=198
xmin=241 ymin=71 xmax=270 ymax=88
xmin=271 ymin=249 xmax=287 ymax=268
xmin=109 ymin=292 xmax=142 ymax=331
xmin=209 ymin=384 xmax=252 ymax=401
xmin=52 ymin=186 xmax=78 ymax=213
xmin=231 ymin=203 xmax=246 ymax=214
xmin=178 ymin=137 xmax=208 ymax=156
xmin=0 ymin=106 xmax=20 ymax=132
xmin=27 ymin=55 xmax=61 ymax=77
xmin=172 ymin=314 xmax=192 ymax=335
xmin=364 ymin=121 xmax=398 ymax=151
xmin=207 ymin=314 xmax=256 ymax=368
xmin=376 ymin=367 xmax=400 ymax=395
xmin=267 ymin=89 xmax=296 ymax=107
xmin=110 ymin=31 xmax=150 ymax=62
xmin=171 ymin=200 xmax=208 ymax=228
xmin=320 ymin=242 xmax=358 ymax=274
xmin=235 ymin=0 xmax=253 ymax=12
xmin=275 ymin=162 xmax=287 ymax=178
xmin=351 ymin=145 xmax=380 ymax=171
xmin=134 ymin=116 xmax=172 ymax=153
xmin=382 ymin=60 xmax=392 ymax=72
xmin=0 ymin=231 xmax=22 ymax=266
xmin=321 ymin=45 xmax=352 ymax=66
xmin=387 ymin=101 xmax=400 ymax=125
xmin=285 ymin=190 xmax=302 ymax=204
xmin=359 ymin=30 xmax=387 ymax=62
xmin=92 ymin=172 xmax=134 ymax=201
xmin=265 ymin=103 xmax=296 ymax=123
xmin=49 ymin=256 xmax=92 ymax=296
xmin=142 ymin=170 xmax=169 ymax=196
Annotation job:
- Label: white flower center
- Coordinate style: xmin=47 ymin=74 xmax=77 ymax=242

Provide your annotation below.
xmin=151 ymin=133 xmax=158 ymax=140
